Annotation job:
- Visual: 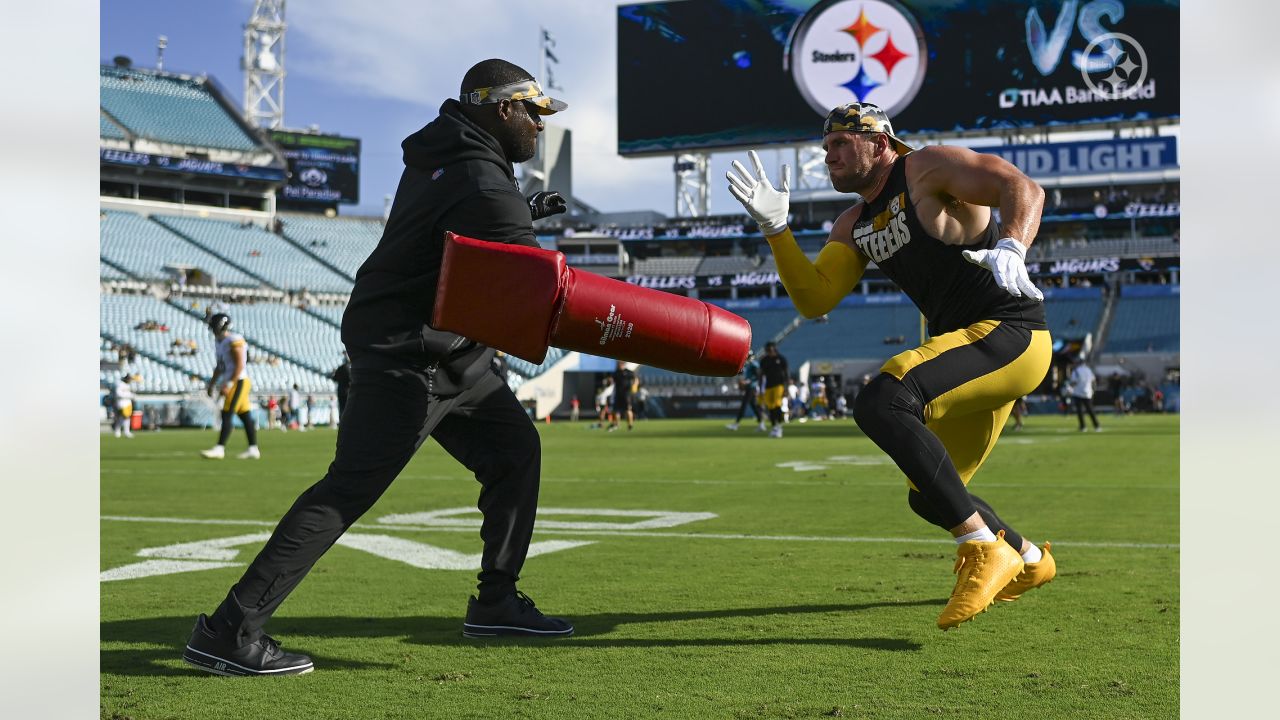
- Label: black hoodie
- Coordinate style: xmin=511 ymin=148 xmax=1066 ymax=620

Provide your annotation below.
xmin=341 ymin=99 xmax=538 ymax=395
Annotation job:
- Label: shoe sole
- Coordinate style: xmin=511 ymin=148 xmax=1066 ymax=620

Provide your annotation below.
xmin=461 ymin=623 xmax=574 ymax=639
xmin=938 ymin=606 xmax=990 ymax=630
xmin=938 ymin=597 xmax=1000 ymax=630
xmin=996 ymin=576 xmax=1055 ymax=603
xmin=182 ymin=646 xmax=314 ymax=676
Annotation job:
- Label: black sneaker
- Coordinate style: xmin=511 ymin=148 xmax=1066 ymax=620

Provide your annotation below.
xmin=182 ymin=614 xmax=314 ymax=676
xmin=462 ymin=591 xmax=574 ymax=639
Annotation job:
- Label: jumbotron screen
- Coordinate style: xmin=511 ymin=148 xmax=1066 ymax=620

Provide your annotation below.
xmin=617 ymin=0 xmax=1179 ymax=155
xmin=270 ymin=130 xmax=361 ymax=205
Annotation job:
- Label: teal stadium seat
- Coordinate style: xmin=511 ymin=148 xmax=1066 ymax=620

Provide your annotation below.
xmin=1043 ymin=287 xmax=1105 ymax=340
xmin=182 ymin=300 xmax=346 ymax=375
xmin=100 ymin=294 xmax=334 ymax=393
xmin=100 ymin=112 xmax=128 ymax=140
xmin=100 ymin=210 xmax=261 ymax=287
xmin=278 ymin=214 xmax=384 ymax=280
xmin=1105 ymin=287 xmax=1180 ymax=353
xmin=100 ymin=66 xmax=259 ymax=151
xmin=154 ymin=215 xmax=354 ymax=293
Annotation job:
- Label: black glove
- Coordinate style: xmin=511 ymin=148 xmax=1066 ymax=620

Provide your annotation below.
xmin=527 ymin=191 xmax=568 ymax=220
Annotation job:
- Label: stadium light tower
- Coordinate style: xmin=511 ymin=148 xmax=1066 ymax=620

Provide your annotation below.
xmin=242 ymin=0 xmax=286 ymax=129
xmin=675 ymin=154 xmax=710 ymax=217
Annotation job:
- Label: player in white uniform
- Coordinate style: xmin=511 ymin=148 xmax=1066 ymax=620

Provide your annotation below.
xmin=113 ymin=373 xmax=135 ymax=438
xmin=201 ymin=314 xmax=261 ymax=459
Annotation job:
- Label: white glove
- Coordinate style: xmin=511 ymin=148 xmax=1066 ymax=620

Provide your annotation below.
xmin=961 ymin=238 xmax=1044 ymax=301
xmin=726 ymin=150 xmax=791 ymax=236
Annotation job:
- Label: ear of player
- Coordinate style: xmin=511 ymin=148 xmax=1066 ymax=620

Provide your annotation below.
xmin=433 ymin=233 xmax=752 ymax=376
xmin=726 ymin=150 xmax=791 ymax=236
xmin=961 ymin=238 xmax=1045 ymax=301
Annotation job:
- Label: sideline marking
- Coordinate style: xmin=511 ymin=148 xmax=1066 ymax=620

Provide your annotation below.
xmin=101 ymin=515 xmax=1179 ymax=550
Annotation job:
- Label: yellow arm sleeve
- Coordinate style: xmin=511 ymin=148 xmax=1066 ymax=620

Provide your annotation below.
xmin=765 ymin=228 xmax=869 ymax=318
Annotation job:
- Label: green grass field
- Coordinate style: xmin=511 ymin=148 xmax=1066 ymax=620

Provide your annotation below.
xmin=101 ymin=413 xmax=1178 ymax=719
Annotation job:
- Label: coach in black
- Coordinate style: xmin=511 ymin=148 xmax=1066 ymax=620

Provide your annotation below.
xmin=183 ymin=59 xmax=573 ymax=677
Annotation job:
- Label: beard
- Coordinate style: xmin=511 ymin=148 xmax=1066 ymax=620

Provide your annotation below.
xmin=511 ymin=134 xmax=538 ymax=164
xmin=829 ymin=173 xmax=858 ymax=194
xmin=830 ymin=169 xmax=869 ymax=195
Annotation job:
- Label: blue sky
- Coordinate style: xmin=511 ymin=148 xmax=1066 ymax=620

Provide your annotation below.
xmin=99 ymin=0 xmax=770 ymax=219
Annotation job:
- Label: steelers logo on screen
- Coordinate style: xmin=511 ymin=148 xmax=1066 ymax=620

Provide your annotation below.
xmin=788 ymin=0 xmax=927 ymax=118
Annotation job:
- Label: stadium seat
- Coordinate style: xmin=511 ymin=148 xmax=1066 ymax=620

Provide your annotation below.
xmin=100 ymin=66 xmax=260 ymax=151
xmin=100 ymin=293 xmax=335 ymax=394
xmin=1043 ymin=288 xmax=1105 ymax=340
xmin=1105 ymin=289 xmax=1180 ymax=353
xmin=153 ymin=215 xmax=354 ymax=293
xmin=100 ymin=210 xmax=261 ymax=287
xmin=278 ymin=214 xmax=384 ymax=280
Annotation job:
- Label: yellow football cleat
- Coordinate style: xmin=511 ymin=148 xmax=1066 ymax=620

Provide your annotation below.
xmin=996 ymin=542 xmax=1055 ymax=602
xmin=937 ymin=531 xmax=1024 ymax=630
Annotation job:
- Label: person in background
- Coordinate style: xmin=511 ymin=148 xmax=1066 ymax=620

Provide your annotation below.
xmin=200 ymin=314 xmax=261 ymax=460
xmin=1009 ymin=395 xmax=1029 ymax=431
xmin=1067 ymin=357 xmax=1101 ymax=432
xmin=809 ymin=376 xmax=829 ymax=420
xmin=725 ymin=351 xmax=764 ymax=432
xmin=758 ymin=342 xmax=789 ymax=438
xmin=591 ymin=376 xmax=613 ymax=429
xmin=288 ymin=384 xmax=303 ymax=431
xmin=113 ymin=373 xmax=135 ymax=439
xmin=634 ymin=383 xmax=650 ymax=421
xmin=607 ymin=360 xmax=637 ymax=432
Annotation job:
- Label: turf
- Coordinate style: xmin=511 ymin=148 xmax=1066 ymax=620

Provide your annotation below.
xmin=101 ymin=414 xmax=1178 ymax=719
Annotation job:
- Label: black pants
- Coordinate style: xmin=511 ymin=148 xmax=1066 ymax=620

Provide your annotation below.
xmin=852 ymin=322 xmax=1048 ymax=549
xmin=212 ymin=366 xmax=541 ymax=646
xmin=734 ymin=387 xmax=761 ymax=423
xmin=1073 ymin=396 xmax=1099 ymax=429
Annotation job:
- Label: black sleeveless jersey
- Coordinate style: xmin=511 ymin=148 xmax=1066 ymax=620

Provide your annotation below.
xmin=849 ymin=156 xmax=1046 ymax=336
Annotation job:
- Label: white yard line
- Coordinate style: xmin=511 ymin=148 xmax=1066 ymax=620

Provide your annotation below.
xmin=100 ymin=515 xmax=1178 ymax=549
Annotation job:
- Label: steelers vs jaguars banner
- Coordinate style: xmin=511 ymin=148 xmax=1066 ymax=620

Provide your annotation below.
xmin=617 ymin=0 xmax=1178 ymax=155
